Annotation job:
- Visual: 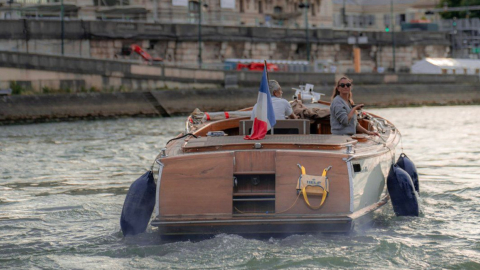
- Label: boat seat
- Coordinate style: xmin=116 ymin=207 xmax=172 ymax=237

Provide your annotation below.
xmin=239 ymin=119 xmax=310 ymax=135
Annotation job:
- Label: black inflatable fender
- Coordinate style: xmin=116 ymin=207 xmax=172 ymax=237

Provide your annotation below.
xmin=387 ymin=164 xmax=419 ymax=217
xmin=120 ymin=171 xmax=156 ymax=236
xmin=396 ymin=153 xmax=419 ymax=193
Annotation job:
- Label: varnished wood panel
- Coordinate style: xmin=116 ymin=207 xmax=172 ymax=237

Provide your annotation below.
xmin=194 ymin=117 xmax=247 ymax=136
xmin=275 ymin=151 xmax=351 ymax=215
xmin=159 ymin=152 xmax=234 ymax=216
xmin=184 ymin=143 xmax=346 ymax=153
xmin=358 ymin=119 xmax=370 ymax=130
xmin=235 ymin=151 xmax=275 ymax=172
xmin=183 ymin=135 xmax=354 ymax=153
xmin=316 ymin=119 xmax=331 ymax=135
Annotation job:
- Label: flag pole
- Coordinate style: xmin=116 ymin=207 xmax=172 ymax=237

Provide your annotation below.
xmin=264 ymin=60 xmax=270 ymax=82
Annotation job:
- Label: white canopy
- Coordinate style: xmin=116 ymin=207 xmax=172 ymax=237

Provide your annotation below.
xmin=411 ymin=58 xmax=480 ymax=75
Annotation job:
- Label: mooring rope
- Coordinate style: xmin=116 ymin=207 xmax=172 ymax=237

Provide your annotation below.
xmin=166 ymin=133 xmax=197 ymax=146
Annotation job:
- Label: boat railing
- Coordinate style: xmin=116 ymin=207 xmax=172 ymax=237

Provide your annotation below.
xmin=239 ymin=119 xmax=310 ymax=135
xmin=362 ymin=112 xmax=390 ymax=134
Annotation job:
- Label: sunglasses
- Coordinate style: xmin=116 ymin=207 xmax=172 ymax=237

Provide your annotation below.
xmin=339 ymin=83 xmax=352 ymax=88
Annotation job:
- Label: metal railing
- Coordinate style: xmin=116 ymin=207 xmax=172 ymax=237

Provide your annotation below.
xmin=439 ymin=18 xmax=480 ymax=31
xmin=0 ymin=3 xmax=321 ymax=28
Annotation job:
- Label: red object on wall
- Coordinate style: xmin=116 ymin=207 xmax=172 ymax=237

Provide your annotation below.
xmin=131 ymin=44 xmax=163 ymax=62
xmin=236 ymin=62 xmax=279 ymax=71
xmin=410 ymin=19 xmax=431 ymax=23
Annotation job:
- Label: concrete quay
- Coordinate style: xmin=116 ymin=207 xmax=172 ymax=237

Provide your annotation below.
xmin=1 ymin=85 xmax=479 ymax=125
xmin=1 ymin=50 xmax=478 ymax=93
xmin=0 ymin=49 xmax=479 ymax=124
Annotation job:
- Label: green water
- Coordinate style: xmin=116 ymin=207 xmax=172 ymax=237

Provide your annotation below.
xmin=1 ymin=106 xmax=479 ymax=269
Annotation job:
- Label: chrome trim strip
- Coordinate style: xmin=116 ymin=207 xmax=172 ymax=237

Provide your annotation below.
xmin=152 ymin=217 xmax=351 ymax=225
xmin=346 ymin=160 xmax=354 ymax=213
xmin=155 ymin=159 xmax=164 ymax=217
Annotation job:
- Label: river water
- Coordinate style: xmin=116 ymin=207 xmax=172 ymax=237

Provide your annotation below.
xmin=1 ymin=105 xmax=479 ymax=269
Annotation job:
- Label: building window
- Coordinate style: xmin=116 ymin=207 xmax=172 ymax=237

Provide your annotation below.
xmin=94 ymin=0 xmax=129 ymax=6
xmin=274 ymin=6 xmax=282 ymax=14
xmin=384 ymin=14 xmax=390 ymax=25
xmin=406 ymin=12 xmax=414 ymax=22
xmin=311 ymin=4 xmax=315 ymax=16
xmin=258 ymin=1 xmax=263 ymax=13
xmin=240 ymin=0 xmax=244 ymax=12
xmin=189 ymin=1 xmax=199 ymax=13
xmin=368 ymin=15 xmax=375 ymax=26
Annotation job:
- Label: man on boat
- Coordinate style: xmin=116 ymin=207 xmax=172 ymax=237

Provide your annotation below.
xmin=251 ymin=80 xmax=297 ymax=120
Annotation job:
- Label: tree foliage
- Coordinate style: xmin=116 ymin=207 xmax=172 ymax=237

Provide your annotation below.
xmin=438 ymin=0 xmax=480 ymax=19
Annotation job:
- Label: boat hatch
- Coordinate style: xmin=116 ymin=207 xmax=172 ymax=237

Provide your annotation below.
xmin=182 ymin=134 xmax=357 ymax=153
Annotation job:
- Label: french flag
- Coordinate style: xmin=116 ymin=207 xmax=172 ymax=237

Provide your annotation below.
xmin=244 ymin=65 xmax=276 ymax=140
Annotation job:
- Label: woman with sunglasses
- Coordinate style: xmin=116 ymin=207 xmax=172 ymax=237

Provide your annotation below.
xmin=330 ymin=77 xmax=379 ymax=136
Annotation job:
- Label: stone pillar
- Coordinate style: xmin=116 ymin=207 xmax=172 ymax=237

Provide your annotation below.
xmin=166 ymin=41 xmax=176 ymax=62
xmin=243 ymin=42 xmax=252 ymax=59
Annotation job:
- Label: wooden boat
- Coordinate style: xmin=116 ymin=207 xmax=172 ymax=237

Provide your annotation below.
xmin=147 ymin=97 xmax=402 ymax=237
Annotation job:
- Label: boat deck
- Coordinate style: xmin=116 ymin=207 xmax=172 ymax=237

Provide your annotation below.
xmin=182 ymin=133 xmax=390 ymax=153
xmin=183 ymin=134 xmax=356 ymax=152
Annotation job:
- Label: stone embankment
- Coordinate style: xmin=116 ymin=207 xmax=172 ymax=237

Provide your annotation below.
xmin=3 ymin=50 xmax=477 ymax=94
xmin=1 ymin=50 xmax=479 ymax=124
xmin=0 ymin=20 xmax=451 ymax=73
xmin=1 ymin=85 xmax=479 ymax=124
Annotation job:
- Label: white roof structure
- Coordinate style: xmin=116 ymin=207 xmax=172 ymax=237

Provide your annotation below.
xmin=411 ymin=58 xmax=480 ymax=75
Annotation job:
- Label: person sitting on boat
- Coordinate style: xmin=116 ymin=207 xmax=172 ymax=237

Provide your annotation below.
xmin=330 ymin=77 xmax=379 ymax=136
xmin=251 ymin=80 xmax=298 ymax=120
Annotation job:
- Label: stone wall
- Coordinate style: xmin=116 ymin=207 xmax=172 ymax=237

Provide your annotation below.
xmin=0 ymin=50 xmax=478 ymax=93
xmin=0 ymin=20 xmax=452 ymax=73
xmin=0 ymin=92 xmax=158 ymax=123
xmin=1 ymin=85 xmax=479 ymax=124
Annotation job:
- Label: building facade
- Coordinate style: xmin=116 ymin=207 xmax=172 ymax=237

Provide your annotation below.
xmin=2 ymin=0 xmax=470 ymax=72
xmin=1 ymin=0 xmax=441 ymax=32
